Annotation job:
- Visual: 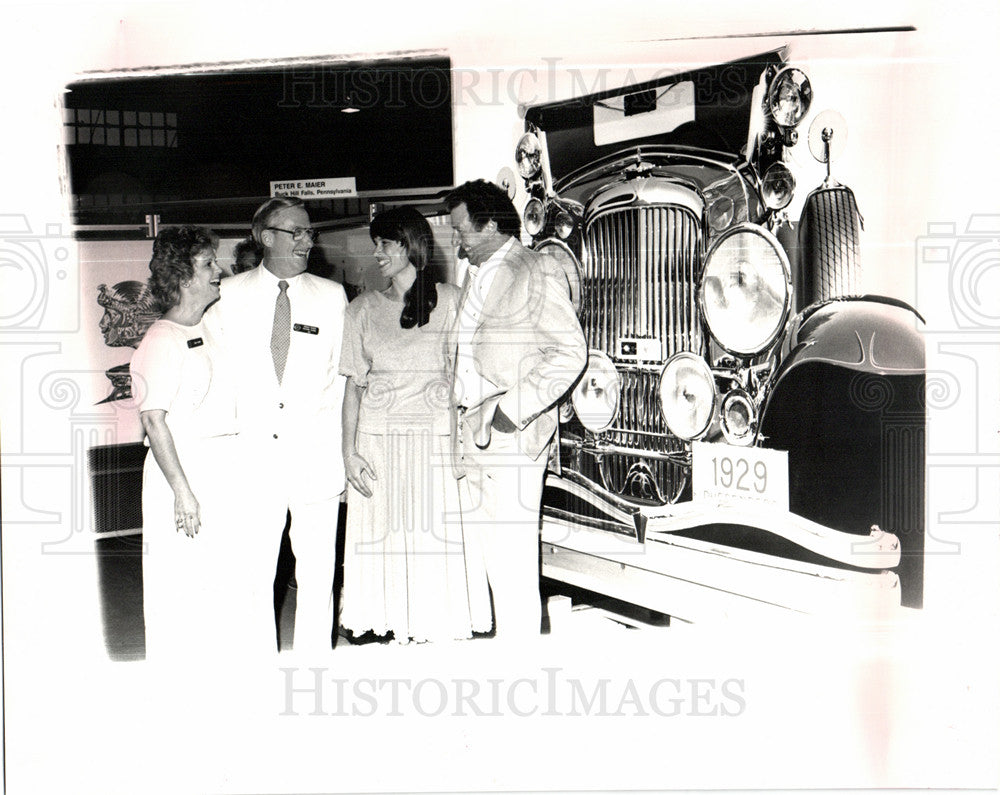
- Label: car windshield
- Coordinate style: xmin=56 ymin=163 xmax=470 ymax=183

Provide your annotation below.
xmin=524 ymin=50 xmax=783 ymax=183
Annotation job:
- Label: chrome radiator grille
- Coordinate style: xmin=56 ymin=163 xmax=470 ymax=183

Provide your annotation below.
xmin=600 ymin=367 xmax=688 ymax=503
xmin=579 ymin=204 xmax=704 ymax=503
xmin=582 ymin=205 xmax=704 ymax=361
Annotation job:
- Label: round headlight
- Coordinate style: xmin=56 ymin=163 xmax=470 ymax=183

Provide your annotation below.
xmin=720 ymin=390 xmax=756 ymax=445
xmin=523 ymin=198 xmax=545 ymax=237
xmin=658 ymin=352 xmax=716 ymax=440
xmin=700 ymin=225 xmax=791 ymax=356
xmin=761 ymin=163 xmax=795 ymax=210
xmin=767 ymin=67 xmax=812 ymax=128
xmin=515 ymin=132 xmax=542 ymax=179
xmin=535 ymin=240 xmax=582 ymax=312
xmin=554 ymin=211 xmax=575 ymax=240
xmin=571 ymin=350 xmax=620 ymax=432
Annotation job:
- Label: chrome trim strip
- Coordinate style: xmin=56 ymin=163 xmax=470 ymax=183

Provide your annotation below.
xmin=546 ymin=468 xmax=645 ymax=523
xmin=559 ymin=436 xmax=691 ymax=465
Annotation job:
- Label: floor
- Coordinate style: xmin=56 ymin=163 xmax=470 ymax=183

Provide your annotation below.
xmin=95 ymin=506 xmax=669 ymax=661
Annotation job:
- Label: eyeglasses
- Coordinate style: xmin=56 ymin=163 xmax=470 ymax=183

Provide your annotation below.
xmin=265 ymin=226 xmax=318 ymax=242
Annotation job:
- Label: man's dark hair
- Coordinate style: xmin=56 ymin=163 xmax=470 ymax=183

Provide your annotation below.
xmin=445 ymin=179 xmax=521 ymax=239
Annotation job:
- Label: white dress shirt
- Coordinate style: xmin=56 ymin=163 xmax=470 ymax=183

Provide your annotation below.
xmin=452 ymin=236 xmax=514 ymax=409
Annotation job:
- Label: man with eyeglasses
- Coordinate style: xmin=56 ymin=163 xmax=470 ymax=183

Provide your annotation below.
xmin=206 ymin=195 xmax=347 ymax=656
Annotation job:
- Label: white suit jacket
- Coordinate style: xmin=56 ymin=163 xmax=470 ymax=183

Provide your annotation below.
xmin=451 ymin=238 xmax=587 ymax=464
xmin=205 ymin=264 xmax=347 ymax=503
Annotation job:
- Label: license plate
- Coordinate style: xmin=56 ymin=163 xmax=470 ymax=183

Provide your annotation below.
xmin=692 ymin=441 xmax=789 ymax=511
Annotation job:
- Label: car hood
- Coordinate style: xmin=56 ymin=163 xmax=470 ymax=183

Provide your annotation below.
xmin=553 ymin=147 xmax=752 ymax=209
xmin=525 ymin=49 xmax=784 ymax=184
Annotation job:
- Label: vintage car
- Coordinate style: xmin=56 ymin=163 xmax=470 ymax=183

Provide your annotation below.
xmin=504 ymin=48 xmax=925 ymax=621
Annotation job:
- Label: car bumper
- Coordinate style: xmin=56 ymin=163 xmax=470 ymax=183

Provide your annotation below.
xmin=541 ymin=471 xmax=904 ymax=622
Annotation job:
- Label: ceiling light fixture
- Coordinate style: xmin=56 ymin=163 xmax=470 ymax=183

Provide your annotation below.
xmin=341 ymin=92 xmax=360 ymax=114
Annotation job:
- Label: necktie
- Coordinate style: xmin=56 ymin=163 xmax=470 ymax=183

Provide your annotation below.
xmin=271 ymin=280 xmax=290 ymax=383
xmin=458 ymin=267 xmax=475 ymax=310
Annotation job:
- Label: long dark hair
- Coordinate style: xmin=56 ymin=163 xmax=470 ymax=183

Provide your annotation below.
xmin=369 ymin=206 xmax=439 ymax=328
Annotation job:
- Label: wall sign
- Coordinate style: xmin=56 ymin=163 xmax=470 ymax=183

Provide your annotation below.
xmin=269 ymin=177 xmax=357 ymax=199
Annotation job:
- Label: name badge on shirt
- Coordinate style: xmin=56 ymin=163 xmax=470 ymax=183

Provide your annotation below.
xmin=293 ymin=323 xmax=319 ymax=335
xmin=187 ymin=337 xmax=204 ymax=348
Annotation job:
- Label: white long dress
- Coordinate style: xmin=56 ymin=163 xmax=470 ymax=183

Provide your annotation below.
xmin=339 ymin=284 xmax=491 ymax=642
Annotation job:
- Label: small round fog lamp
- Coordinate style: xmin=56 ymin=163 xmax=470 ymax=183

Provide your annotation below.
xmin=721 ymin=390 xmax=756 ymax=445
xmin=708 ymin=195 xmax=735 ymax=232
xmin=554 ymin=211 xmax=575 ymax=239
xmin=523 ymin=199 xmax=545 ymax=237
xmin=762 ymin=163 xmax=795 ymax=210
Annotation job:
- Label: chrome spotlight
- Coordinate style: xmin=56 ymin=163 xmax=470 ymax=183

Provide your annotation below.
xmin=515 ymin=132 xmax=543 ymax=179
xmin=768 ymin=68 xmax=812 ymax=128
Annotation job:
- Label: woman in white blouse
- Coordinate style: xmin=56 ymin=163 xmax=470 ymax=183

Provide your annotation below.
xmin=131 ymin=226 xmax=264 ymax=662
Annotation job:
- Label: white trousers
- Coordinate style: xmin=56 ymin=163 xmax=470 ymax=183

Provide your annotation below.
xmin=457 ymin=418 xmax=548 ymax=640
xmin=252 ymin=493 xmax=341 ymax=655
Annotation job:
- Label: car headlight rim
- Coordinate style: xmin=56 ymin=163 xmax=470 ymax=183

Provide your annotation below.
xmin=699 ymin=223 xmax=792 ymax=357
xmin=534 ymin=238 xmax=583 ymax=312
xmin=571 ymin=349 xmax=620 ymax=433
xmin=658 ymin=352 xmax=717 ymax=441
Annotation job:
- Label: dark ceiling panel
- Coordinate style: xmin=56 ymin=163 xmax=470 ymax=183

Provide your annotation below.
xmin=65 ymin=56 xmax=453 ymax=226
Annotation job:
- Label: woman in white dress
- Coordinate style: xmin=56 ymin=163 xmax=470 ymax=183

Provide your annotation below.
xmin=131 ymin=226 xmax=265 ymax=662
xmin=340 ymin=207 xmax=490 ymax=643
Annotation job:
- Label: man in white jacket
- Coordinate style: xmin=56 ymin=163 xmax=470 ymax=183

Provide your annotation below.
xmin=206 ymin=196 xmax=347 ymax=654
xmin=447 ymin=180 xmax=587 ymax=640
